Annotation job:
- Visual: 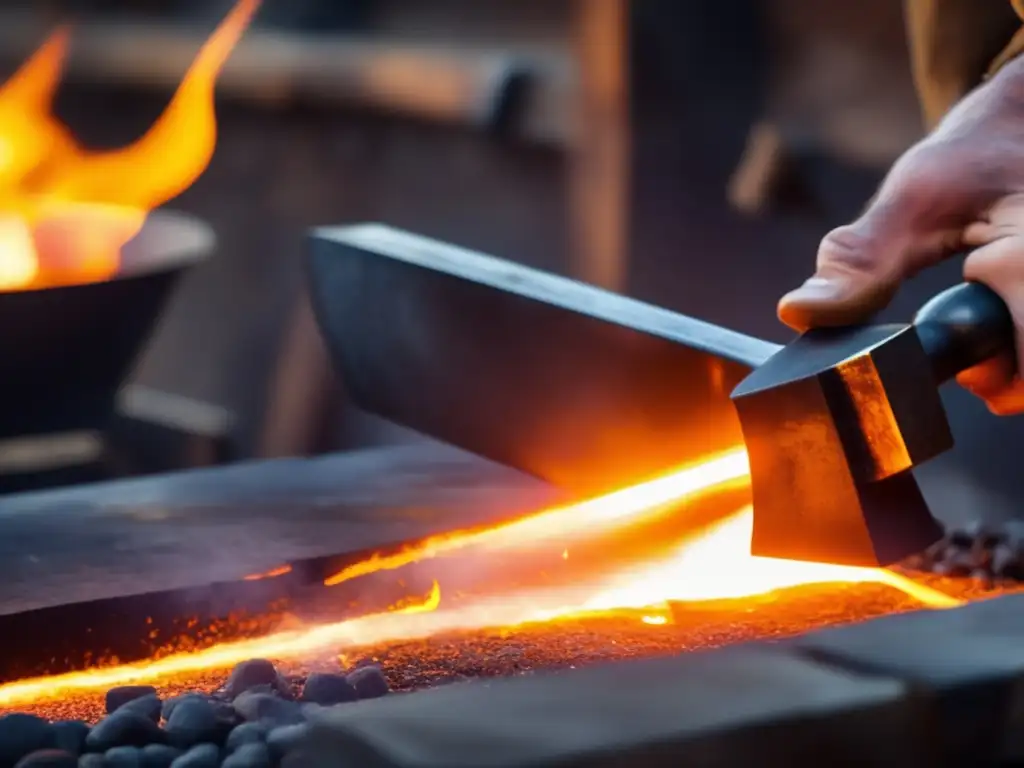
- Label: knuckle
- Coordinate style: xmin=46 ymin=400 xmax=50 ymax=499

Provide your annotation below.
xmin=886 ymin=140 xmax=1002 ymax=214
xmin=889 ymin=143 xmax=954 ymax=189
xmin=816 ymin=226 xmax=881 ymax=275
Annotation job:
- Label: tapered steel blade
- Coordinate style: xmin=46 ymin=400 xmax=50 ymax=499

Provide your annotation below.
xmin=308 ymin=224 xmax=780 ymax=496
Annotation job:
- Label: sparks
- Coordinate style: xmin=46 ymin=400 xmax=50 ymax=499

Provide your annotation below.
xmin=323 ymin=449 xmax=753 ymax=587
xmin=0 ymin=447 xmax=963 ymax=708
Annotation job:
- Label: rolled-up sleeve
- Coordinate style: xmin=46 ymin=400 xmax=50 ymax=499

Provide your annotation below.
xmin=987 ymin=0 xmax=1024 ymax=75
xmin=905 ymin=0 xmax=1023 ymax=128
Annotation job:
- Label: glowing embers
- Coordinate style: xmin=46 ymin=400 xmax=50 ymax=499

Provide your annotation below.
xmin=0 ymin=448 xmax=964 ymax=712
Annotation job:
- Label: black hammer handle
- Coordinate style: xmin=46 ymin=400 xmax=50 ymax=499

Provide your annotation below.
xmin=913 ymin=282 xmax=1016 ymax=384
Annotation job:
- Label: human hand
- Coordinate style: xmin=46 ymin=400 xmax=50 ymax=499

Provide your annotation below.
xmin=777 ymin=56 xmax=1024 ymax=414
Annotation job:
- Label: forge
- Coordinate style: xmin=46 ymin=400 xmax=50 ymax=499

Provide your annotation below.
xmin=1 ymin=227 xmax=1024 ymax=767
xmin=0 ymin=209 xmax=212 ymax=440
xmin=0 ymin=0 xmax=255 ymax=446
xmin=0 ymin=440 xmax=1011 ymax=758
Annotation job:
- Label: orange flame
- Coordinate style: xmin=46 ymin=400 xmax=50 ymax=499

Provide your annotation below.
xmin=242 ymin=564 xmax=292 ymax=582
xmin=0 ymin=0 xmax=259 ymax=291
xmin=323 ymin=450 xmax=753 ymax=586
xmin=0 ymin=449 xmax=962 ymax=707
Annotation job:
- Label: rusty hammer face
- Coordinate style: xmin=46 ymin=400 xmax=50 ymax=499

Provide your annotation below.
xmin=730 ymin=282 xmax=1015 ymax=567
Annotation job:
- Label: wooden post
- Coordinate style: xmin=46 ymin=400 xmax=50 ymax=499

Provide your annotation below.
xmin=256 ymin=291 xmax=337 ymax=458
xmin=569 ymin=0 xmax=630 ymax=292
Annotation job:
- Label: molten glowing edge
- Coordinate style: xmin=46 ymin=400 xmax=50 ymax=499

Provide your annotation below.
xmin=324 ymin=449 xmax=753 ymax=586
xmin=0 ymin=450 xmax=961 ymax=708
xmin=243 ymin=565 xmax=292 ymax=582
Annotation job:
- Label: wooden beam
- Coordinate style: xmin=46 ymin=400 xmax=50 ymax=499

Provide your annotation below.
xmin=255 ymin=292 xmax=336 ymax=459
xmin=568 ymin=0 xmax=630 ymax=291
xmin=0 ymin=10 xmax=573 ymax=143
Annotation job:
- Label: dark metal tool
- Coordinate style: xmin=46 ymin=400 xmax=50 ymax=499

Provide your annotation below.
xmin=731 ymin=281 xmax=1015 ymax=566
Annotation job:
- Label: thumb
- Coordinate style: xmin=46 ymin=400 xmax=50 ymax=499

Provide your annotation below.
xmin=777 ymin=149 xmax=968 ymax=332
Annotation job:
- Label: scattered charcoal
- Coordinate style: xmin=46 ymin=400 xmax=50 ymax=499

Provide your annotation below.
xmin=208 ymin=703 xmax=237 ymax=727
xmin=77 ymin=755 xmax=103 ymax=768
xmin=119 ymin=696 xmax=162 ymax=725
xmin=228 ymin=685 xmax=276 ymax=702
xmin=162 ymin=698 xmax=236 ymax=731
xmin=50 ymin=723 xmax=89 ymax=758
xmin=85 ymin=711 xmax=165 ymax=751
xmin=924 ymin=537 xmax=947 ymax=559
xmin=224 ymin=725 xmax=266 ymax=755
xmin=0 ymin=713 xmax=57 ymax=767
xmin=13 ymin=751 xmax=76 ymax=768
xmin=933 ymin=549 xmax=974 ymax=578
xmin=993 ymin=543 xmax=1024 ymax=580
xmin=347 ymin=666 xmax=389 ymax=700
xmin=947 ymin=527 xmax=974 ymax=549
xmin=903 ymin=519 xmax=1024 ymax=583
xmin=900 ymin=552 xmax=927 ymax=571
xmin=106 ymin=688 xmax=158 ymax=716
xmin=265 ymin=726 xmax=308 ymax=762
xmin=102 ymin=747 xmax=142 ymax=768
xmin=161 ymin=697 xmax=208 ymax=724
xmin=969 ymin=547 xmax=993 ymax=571
xmin=1004 ymin=520 xmax=1024 ymax=546
xmin=965 ymin=520 xmax=1006 ymax=548
xmin=970 ymin=569 xmax=994 ymax=590
xmin=279 ymin=750 xmax=313 ymax=768
xmin=221 ymin=743 xmax=271 ymax=768
xmin=299 ymin=673 xmax=357 ymax=706
xmin=231 ymin=693 xmax=303 ymax=727
xmin=139 ymin=745 xmax=181 ymax=768
xmin=164 ymin=699 xmax=231 ymax=750
xmin=224 ymin=661 xmax=289 ymax=699
xmin=167 ymin=744 xmax=219 ymax=768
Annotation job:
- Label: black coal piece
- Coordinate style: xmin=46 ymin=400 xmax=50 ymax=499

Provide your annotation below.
xmin=902 ymin=519 xmax=1024 ymax=585
xmin=0 ymin=660 xmax=391 ymax=768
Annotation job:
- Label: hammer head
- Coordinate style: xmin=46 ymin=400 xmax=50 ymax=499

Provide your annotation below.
xmin=730 ymin=323 xmax=947 ymax=567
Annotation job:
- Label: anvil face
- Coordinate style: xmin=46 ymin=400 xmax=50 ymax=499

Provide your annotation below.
xmin=730 ymin=323 xmax=949 ymax=565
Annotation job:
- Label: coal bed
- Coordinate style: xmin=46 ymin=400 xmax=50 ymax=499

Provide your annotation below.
xmin=0 ymin=575 xmax=1009 ymax=763
xmin=1 ymin=445 xmax=1022 ymax=767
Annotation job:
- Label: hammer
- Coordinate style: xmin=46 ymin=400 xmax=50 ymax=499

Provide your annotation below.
xmin=730 ymin=281 xmax=1015 ymax=567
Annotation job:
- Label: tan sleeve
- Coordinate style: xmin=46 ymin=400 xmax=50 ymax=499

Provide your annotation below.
xmin=904 ymin=0 xmax=1022 ymax=128
xmin=987 ymin=0 xmax=1024 ymax=76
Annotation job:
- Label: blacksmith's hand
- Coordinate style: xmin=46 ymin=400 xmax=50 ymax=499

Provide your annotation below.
xmin=778 ymin=57 xmax=1024 ymax=415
